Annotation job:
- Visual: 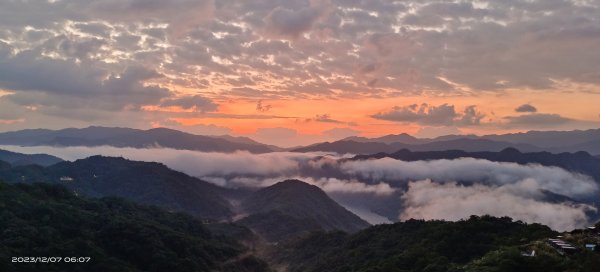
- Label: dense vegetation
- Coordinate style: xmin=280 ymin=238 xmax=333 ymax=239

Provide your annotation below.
xmin=240 ymin=180 xmax=369 ymax=241
xmin=272 ymin=216 xmax=568 ymax=272
xmin=1 ymin=179 xmax=599 ymax=271
xmin=0 ymin=156 xmax=234 ymax=219
xmin=0 ymin=181 xmax=269 ymax=272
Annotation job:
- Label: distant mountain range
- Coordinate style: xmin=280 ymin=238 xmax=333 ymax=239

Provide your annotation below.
xmin=239 ymin=180 xmax=369 ymax=241
xmin=0 ymin=126 xmax=275 ymax=153
xmin=351 ymin=148 xmax=600 ymax=182
xmin=1 ymin=126 xmax=599 ymax=155
xmin=0 ymin=149 xmax=63 ymax=166
xmin=293 ymin=138 xmax=542 ymax=153
xmin=296 ymin=128 xmax=600 ymax=155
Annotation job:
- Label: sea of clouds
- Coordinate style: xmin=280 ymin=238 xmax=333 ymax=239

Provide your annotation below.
xmin=1 ymin=145 xmax=597 ymax=230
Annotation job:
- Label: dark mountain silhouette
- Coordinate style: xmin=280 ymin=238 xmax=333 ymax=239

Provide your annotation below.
xmin=0 ymin=152 xmax=370 ymax=241
xmin=344 ymin=133 xmax=425 ymax=145
xmin=554 ymin=139 xmax=600 ymax=156
xmin=216 ymin=135 xmax=284 ymax=151
xmin=481 ymin=128 xmax=600 ymax=149
xmin=292 ymin=141 xmax=391 ymax=154
xmin=0 ymin=149 xmax=63 ymax=166
xmin=0 ymin=181 xmax=269 ymax=272
xmin=239 ymin=180 xmax=370 ymax=241
xmin=0 ymin=156 xmax=234 ymax=219
xmin=351 ymin=148 xmax=600 ymax=182
xmin=406 ymin=138 xmax=541 ymax=152
xmin=0 ymin=126 xmax=275 ymax=153
xmin=293 ymin=138 xmax=541 ymax=154
xmin=334 ymin=128 xmax=600 ymax=155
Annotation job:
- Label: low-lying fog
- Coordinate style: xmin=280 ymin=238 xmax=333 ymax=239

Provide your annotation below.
xmin=1 ymin=145 xmax=597 ymax=231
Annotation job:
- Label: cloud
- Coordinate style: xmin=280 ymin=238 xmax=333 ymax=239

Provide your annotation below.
xmin=80 ymin=0 xmax=215 ymax=38
xmin=204 ymin=175 xmax=395 ymax=196
xmin=400 ymin=179 xmax=596 ymax=231
xmin=503 ymin=113 xmax=574 ymax=127
xmin=264 ymin=6 xmax=323 ymax=38
xmin=0 ymin=0 xmax=599 ymax=131
xmin=0 ymin=144 xmax=390 ymax=196
xmin=256 ymin=100 xmax=272 ymax=112
xmin=0 ymin=47 xmax=170 ymax=110
xmin=312 ymin=114 xmax=343 ymax=124
xmin=515 ymin=104 xmax=538 ymax=113
xmin=340 ymin=158 xmax=598 ymax=199
xmin=2 ymin=144 xmax=598 ymax=228
xmin=0 ymin=118 xmax=24 ymax=125
xmin=160 ymin=95 xmax=218 ymax=112
xmin=372 ymin=103 xmax=456 ymax=125
xmin=371 ymin=103 xmax=485 ymax=126
xmin=1 ymin=0 xmax=599 ymax=103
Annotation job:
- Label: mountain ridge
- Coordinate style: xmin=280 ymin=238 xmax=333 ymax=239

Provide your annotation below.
xmin=238 ymin=180 xmax=370 ymax=241
xmin=0 ymin=149 xmax=63 ymax=166
xmin=0 ymin=126 xmax=276 ymax=153
xmin=292 ymin=138 xmax=542 ymax=154
xmin=333 ymin=128 xmax=600 ymax=155
xmin=0 ymin=155 xmax=235 ymax=219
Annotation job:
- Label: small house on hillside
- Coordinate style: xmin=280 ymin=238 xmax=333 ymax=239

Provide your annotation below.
xmin=60 ymin=176 xmax=74 ymax=182
xmin=547 ymin=238 xmax=578 ymax=255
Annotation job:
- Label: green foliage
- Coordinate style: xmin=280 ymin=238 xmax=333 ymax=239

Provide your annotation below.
xmin=274 ymin=215 xmax=557 ymax=272
xmin=0 ymin=181 xmax=257 ymax=272
xmin=0 ymin=156 xmax=233 ymax=219
xmin=240 ymin=180 xmax=369 ymax=242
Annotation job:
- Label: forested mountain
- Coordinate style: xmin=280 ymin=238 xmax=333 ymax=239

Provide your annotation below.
xmin=0 ymin=126 xmax=275 ymax=153
xmin=1 ymin=149 xmax=599 ymax=271
xmin=0 ymin=181 xmax=270 ymax=272
xmin=0 ymin=155 xmax=371 ymax=238
xmin=239 ymin=180 xmax=370 ymax=241
xmin=0 ymin=149 xmax=63 ymax=167
xmin=0 ymin=156 xmax=234 ymax=219
xmin=272 ymin=216 xmax=600 ymax=272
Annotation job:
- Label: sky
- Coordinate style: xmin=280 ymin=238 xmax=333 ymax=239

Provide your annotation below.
xmin=0 ymin=0 xmax=599 ymax=147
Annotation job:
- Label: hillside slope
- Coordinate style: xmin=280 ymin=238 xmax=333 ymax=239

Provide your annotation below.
xmin=0 ymin=156 xmax=234 ymax=219
xmin=239 ymin=180 xmax=370 ymax=241
xmin=273 ymin=216 xmax=562 ymax=272
xmin=0 ymin=181 xmax=270 ymax=272
xmin=0 ymin=149 xmax=63 ymax=166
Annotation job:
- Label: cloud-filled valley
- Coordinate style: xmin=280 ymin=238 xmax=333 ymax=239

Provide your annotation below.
xmin=2 ymin=144 xmax=598 ymax=231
